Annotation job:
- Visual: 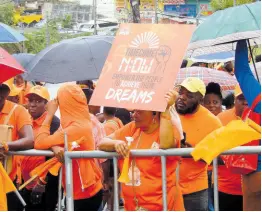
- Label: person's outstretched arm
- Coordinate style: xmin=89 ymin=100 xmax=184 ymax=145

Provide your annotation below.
xmin=235 ymin=40 xmax=261 ymax=113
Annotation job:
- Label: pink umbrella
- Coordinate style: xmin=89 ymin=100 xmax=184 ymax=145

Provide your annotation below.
xmin=175 ymin=67 xmax=238 ymax=91
xmin=0 ymin=48 xmax=25 ymax=83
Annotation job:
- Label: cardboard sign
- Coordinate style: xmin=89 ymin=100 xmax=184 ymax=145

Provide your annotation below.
xmin=90 ymin=24 xmax=194 ymax=112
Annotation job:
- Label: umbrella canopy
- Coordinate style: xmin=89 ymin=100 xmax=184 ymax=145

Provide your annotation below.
xmin=188 ymin=2 xmax=261 ymax=50
xmin=0 ymin=48 xmax=26 ymax=83
xmin=191 ymin=51 xmax=235 ymax=63
xmin=24 ymin=36 xmax=114 ymax=83
xmin=175 ymin=67 xmax=238 ymax=91
xmin=12 ymin=53 xmax=35 ymax=69
xmin=0 ymin=22 xmax=27 ymax=43
xmin=186 ymin=38 xmax=260 ymax=57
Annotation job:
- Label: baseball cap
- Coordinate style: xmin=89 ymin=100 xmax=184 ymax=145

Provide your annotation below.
xmin=234 ymin=84 xmax=243 ymax=97
xmin=26 ymin=85 xmax=50 ymax=101
xmin=179 ymin=77 xmax=206 ymax=96
xmin=3 ymin=78 xmax=23 ymax=97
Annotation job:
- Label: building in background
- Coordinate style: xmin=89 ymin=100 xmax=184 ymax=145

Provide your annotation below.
xmin=163 ymin=0 xmax=212 ymax=18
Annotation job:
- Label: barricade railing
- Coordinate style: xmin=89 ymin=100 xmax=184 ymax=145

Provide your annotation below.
xmin=8 ymin=146 xmax=261 ymax=211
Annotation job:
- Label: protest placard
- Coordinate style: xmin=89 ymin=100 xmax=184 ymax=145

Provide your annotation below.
xmin=90 ymin=23 xmax=194 ymax=111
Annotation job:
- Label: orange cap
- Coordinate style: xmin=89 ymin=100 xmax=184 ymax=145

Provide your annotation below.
xmin=234 ymin=84 xmax=243 ymax=97
xmin=3 ymin=78 xmax=23 ymax=97
xmin=26 ymin=85 xmax=50 ymax=101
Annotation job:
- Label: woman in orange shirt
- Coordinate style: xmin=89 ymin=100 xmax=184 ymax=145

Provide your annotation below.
xmin=34 ymin=84 xmax=103 ymax=211
xmin=99 ymin=91 xmax=184 ymax=211
xmin=204 ymin=83 xmax=243 ymax=211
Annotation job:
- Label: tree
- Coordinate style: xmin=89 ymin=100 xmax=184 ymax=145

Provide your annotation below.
xmin=211 ymin=0 xmax=255 ymax=11
xmin=0 ymin=2 xmax=15 ymax=25
xmin=24 ymin=20 xmax=91 ymax=54
xmin=129 ymin=0 xmax=141 ymax=23
xmin=62 ymin=15 xmax=73 ymax=29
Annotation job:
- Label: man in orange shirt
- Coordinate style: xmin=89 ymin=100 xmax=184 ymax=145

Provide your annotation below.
xmin=0 ymin=82 xmax=34 ymax=210
xmin=20 ymin=85 xmax=60 ymax=211
xmin=216 ymin=84 xmax=247 ymax=211
xmin=175 ymin=77 xmax=222 ymax=211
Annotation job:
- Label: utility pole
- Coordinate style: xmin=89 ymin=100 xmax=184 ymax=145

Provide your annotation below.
xmin=93 ymin=0 xmax=97 ymax=35
xmin=46 ymin=13 xmax=50 ymax=47
xmin=154 ymin=0 xmax=158 ymax=23
xmin=233 ymin=0 xmax=236 ymax=6
xmin=130 ymin=0 xmax=141 ymax=23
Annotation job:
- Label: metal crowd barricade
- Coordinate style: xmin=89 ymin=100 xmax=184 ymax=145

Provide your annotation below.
xmin=8 ymin=150 xmax=63 ymax=210
xmin=8 ymin=146 xmax=261 ymax=211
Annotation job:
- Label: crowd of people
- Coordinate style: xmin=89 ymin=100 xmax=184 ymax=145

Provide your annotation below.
xmin=0 ymin=40 xmax=260 ymax=211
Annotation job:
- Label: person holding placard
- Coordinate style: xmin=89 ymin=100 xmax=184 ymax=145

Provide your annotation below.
xmin=98 ymin=90 xmax=185 ymax=211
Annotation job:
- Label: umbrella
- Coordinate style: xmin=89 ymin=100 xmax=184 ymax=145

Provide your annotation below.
xmin=12 ymin=53 xmax=35 ymax=69
xmin=186 ymin=38 xmax=260 ymax=57
xmin=190 ymin=51 xmax=235 ymax=63
xmin=24 ymin=36 xmax=114 ymax=83
xmin=0 ymin=48 xmax=26 ymax=83
xmin=187 ymin=2 xmax=261 ymax=81
xmin=0 ymin=22 xmax=27 ymax=43
xmin=188 ymin=2 xmax=261 ymax=50
xmin=175 ymin=67 xmax=238 ymax=91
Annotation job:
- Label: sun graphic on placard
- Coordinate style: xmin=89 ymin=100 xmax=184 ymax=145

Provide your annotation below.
xmin=130 ymin=32 xmax=160 ymax=49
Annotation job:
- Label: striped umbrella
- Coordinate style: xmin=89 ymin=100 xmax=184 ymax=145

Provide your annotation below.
xmin=175 ymin=67 xmax=238 ymax=91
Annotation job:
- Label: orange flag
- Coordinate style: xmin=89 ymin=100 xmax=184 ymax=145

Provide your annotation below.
xmin=0 ymin=163 xmax=16 ymax=211
xmin=19 ymin=137 xmax=86 ymax=190
xmin=191 ymin=120 xmax=261 ymax=165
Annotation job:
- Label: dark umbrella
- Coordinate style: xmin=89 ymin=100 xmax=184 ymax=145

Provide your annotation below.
xmin=24 ymin=36 xmax=114 ymax=83
xmin=12 ymin=53 xmax=35 ymax=69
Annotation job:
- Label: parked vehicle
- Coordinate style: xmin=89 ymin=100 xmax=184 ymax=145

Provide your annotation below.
xmin=75 ymin=19 xmax=119 ymax=35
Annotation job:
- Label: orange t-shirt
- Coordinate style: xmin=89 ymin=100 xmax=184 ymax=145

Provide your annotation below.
xmin=179 ymin=106 xmax=222 ymax=195
xmin=217 ymin=108 xmax=242 ymax=195
xmin=113 ymin=122 xmax=184 ymax=211
xmin=0 ymin=100 xmax=32 ymax=181
xmin=21 ymin=112 xmax=48 ymax=190
xmin=104 ymin=117 xmax=124 ymax=136
xmin=34 ymin=121 xmax=103 ymax=200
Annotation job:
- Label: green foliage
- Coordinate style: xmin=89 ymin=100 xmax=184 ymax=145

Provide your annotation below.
xmin=211 ymin=0 xmax=254 ymax=11
xmin=0 ymin=43 xmax=21 ymax=54
xmin=24 ymin=20 xmax=91 ymax=54
xmin=62 ymin=15 xmax=73 ymax=29
xmin=0 ymin=3 xmax=15 ymax=25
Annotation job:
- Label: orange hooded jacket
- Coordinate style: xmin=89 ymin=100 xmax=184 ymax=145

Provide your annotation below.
xmin=34 ymin=84 xmax=103 ymax=200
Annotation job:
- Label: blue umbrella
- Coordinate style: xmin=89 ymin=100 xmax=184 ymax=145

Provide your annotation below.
xmin=0 ymin=22 xmax=27 ymax=43
xmin=191 ymin=51 xmax=235 ymax=63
